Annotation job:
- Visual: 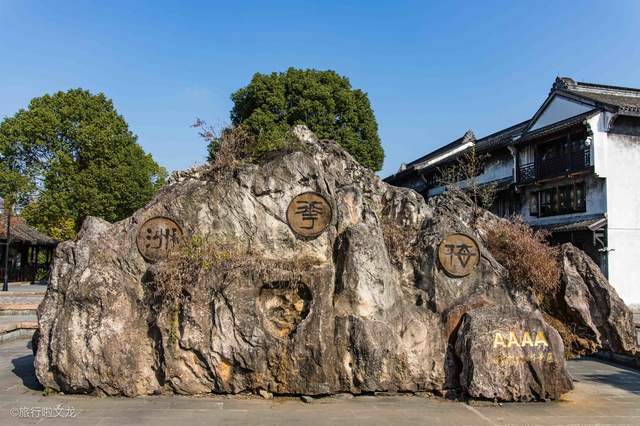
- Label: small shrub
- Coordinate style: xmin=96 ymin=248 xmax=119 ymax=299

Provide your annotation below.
xmin=380 ymin=205 xmax=426 ymax=268
xmin=151 ymin=235 xmax=324 ymax=305
xmin=42 ymin=387 xmax=57 ymax=396
xmin=543 ymin=312 xmax=598 ymax=358
xmin=486 ymin=217 xmax=560 ymax=299
xmin=381 ymin=218 xmax=420 ymax=267
xmin=151 ymin=235 xmax=241 ymax=304
xmin=381 ymin=218 xmax=408 ymax=266
xmin=193 ymin=120 xmax=308 ymax=177
xmin=193 ymin=121 xmax=255 ymax=181
xmin=249 ymin=125 xmax=310 ymax=161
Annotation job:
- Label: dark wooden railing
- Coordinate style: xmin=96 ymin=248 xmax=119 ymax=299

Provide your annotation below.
xmin=537 ymin=147 xmax=591 ymax=180
xmin=518 ymin=162 xmax=536 ymax=183
xmin=518 ymin=148 xmax=590 ymax=184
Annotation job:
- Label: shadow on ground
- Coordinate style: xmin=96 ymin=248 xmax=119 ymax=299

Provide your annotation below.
xmin=573 ymin=357 xmax=640 ymax=394
xmin=11 ymin=341 xmax=43 ymax=391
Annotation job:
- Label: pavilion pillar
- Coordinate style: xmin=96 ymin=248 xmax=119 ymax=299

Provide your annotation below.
xmin=2 ymin=207 xmax=11 ymax=291
xmin=33 ymin=245 xmax=40 ymax=283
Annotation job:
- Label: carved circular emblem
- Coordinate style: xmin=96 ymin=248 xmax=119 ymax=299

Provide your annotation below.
xmin=286 ymin=192 xmax=332 ymax=238
xmin=437 ymin=233 xmax=480 ymax=277
xmin=136 ymin=217 xmax=183 ymax=262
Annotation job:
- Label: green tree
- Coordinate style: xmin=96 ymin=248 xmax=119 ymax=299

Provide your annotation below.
xmin=222 ymin=68 xmax=384 ymax=171
xmin=0 ymin=89 xmax=166 ymax=240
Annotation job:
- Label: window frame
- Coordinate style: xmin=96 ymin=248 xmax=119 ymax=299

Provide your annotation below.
xmin=536 ymin=181 xmax=586 ymax=217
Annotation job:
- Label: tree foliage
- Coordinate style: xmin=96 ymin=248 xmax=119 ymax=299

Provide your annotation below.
xmin=220 ymin=68 xmax=384 ymax=170
xmin=0 ymin=89 xmax=166 ymax=240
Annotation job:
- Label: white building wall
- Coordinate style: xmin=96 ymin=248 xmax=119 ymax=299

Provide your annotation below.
xmin=591 ymin=113 xmax=610 ymax=178
xmin=587 ymin=112 xmax=640 ymax=306
xmin=529 ymin=96 xmax=593 ymax=131
xmin=477 ymin=154 xmax=513 ymax=185
xmin=601 ymin=135 xmax=640 ymax=306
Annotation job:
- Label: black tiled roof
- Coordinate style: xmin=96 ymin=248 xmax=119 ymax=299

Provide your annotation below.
xmin=0 ymin=216 xmax=58 ymax=246
xmin=475 ymin=119 xmax=530 ymax=152
xmin=406 ymin=130 xmax=475 ymax=167
xmin=532 ymin=214 xmax=606 ymax=233
xmin=385 ymin=122 xmax=528 ymax=182
xmin=554 ymin=77 xmax=640 ymax=111
xmin=386 ymin=77 xmax=640 ymax=183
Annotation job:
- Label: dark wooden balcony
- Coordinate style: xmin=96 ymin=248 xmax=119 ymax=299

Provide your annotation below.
xmin=518 ymin=147 xmax=590 ymax=184
xmin=537 ymin=147 xmax=591 ymax=180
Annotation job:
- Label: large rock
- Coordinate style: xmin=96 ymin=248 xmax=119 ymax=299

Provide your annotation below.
xmin=552 ymin=243 xmax=636 ymax=356
xmin=455 ymin=306 xmax=573 ymax=401
xmin=33 ymin=126 xmax=633 ymax=400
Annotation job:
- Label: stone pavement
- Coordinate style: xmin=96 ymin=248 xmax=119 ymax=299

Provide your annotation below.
xmin=0 ymin=284 xmax=44 ymax=344
xmin=0 ymin=316 xmax=37 ymax=334
xmin=0 ymin=339 xmax=639 ymax=425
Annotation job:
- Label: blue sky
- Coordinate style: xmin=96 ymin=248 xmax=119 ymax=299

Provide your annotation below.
xmin=1 ymin=1 xmax=639 ymax=178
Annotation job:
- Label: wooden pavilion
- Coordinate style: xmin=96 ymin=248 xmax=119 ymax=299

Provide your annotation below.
xmin=0 ymin=215 xmax=58 ymax=283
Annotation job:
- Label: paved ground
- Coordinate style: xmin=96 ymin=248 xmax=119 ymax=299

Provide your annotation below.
xmin=0 ymin=283 xmax=45 ymax=315
xmin=0 ymin=339 xmax=639 ymax=425
xmin=2 ymin=282 xmax=48 ymax=293
xmin=0 ymin=284 xmax=42 ymax=343
xmin=0 ymin=314 xmax=36 ymax=325
xmin=0 ymin=315 xmax=37 ymax=332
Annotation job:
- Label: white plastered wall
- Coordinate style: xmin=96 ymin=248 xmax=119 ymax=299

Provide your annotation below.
xmin=589 ymin=112 xmax=640 ymax=306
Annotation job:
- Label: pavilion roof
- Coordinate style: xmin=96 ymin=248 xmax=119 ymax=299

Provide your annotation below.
xmin=0 ymin=215 xmax=58 ymax=246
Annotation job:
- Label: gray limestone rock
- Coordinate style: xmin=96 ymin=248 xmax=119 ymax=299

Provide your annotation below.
xmin=258 ymin=389 xmax=272 ymax=399
xmin=33 ymin=126 xmax=635 ymax=400
xmin=556 ymin=243 xmax=636 ymax=355
xmin=455 ymin=306 xmax=573 ymax=401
